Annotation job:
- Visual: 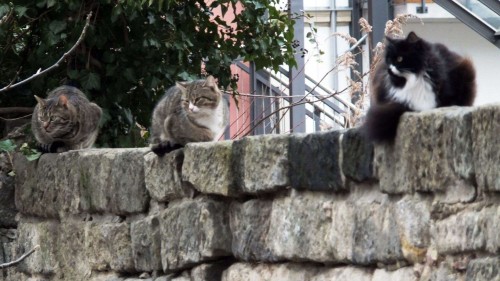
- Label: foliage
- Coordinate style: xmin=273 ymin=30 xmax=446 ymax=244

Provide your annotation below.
xmin=0 ymin=0 xmax=296 ymax=147
xmin=19 ymin=142 xmax=42 ymax=161
xmin=0 ymin=139 xmax=16 ymax=153
xmin=0 ymin=139 xmax=41 ymax=167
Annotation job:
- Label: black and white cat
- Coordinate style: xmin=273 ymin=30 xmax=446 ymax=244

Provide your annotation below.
xmin=363 ymin=31 xmax=476 ymax=143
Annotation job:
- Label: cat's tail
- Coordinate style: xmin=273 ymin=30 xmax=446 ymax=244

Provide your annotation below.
xmin=361 ymin=102 xmax=410 ymax=144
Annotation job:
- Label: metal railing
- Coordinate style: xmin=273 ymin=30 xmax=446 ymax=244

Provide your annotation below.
xmin=234 ymin=61 xmax=359 ymax=136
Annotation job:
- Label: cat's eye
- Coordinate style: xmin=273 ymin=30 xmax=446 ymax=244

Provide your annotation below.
xmin=195 ymin=97 xmax=210 ymax=103
xmin=396 ymin=56 xmax=403 ymax=62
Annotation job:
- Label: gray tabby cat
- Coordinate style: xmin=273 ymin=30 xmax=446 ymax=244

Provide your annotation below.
xmin=150 ymin=75 xmax=229 ymax=156
xmin=32 ymin=85 xmax=102 ymax=153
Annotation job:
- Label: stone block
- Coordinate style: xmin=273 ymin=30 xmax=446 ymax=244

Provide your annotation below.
xmin=395 ymin=196 xmax=431 ymax=263
xmin=221 ymin=263 xmax=372 ymax=281
xmin=420 ymin=261 xmax=464 ymax=281
xmin=341 ymin=128 xmax=374 ymax=182
xmin=485 ymin=206 xmax=500 ymax=253
xmin=73 ymin=148 xmax=150 ymax=215
xmin=15 ymin=221 xmax=59 ymax=275
xmin=89 ymin=273 xmax=125 ymax=281
xmin=230 ymin=190 xmax=404 ymax=265
xmin=289 ymin=132 xmax=345 ymax=191
xmin=233 ymin=135 xmax=290 ymax=194
xmin=329 ymin=201 xmax=356 ymax=262
xmin=230 ymin=199 xmax=274 ymax=261
xmin=350 ymin=198 xmax=402 ymax=265
xmin=131 ymin=215 xmax=162 ymax=271
xmin=311 ymin=267 xmax=373 ymax=281
xmin=267 ymin=191 xmax=336 ymax=262
xmin=14 ymin=148 xmax=150 ymax=218
xmin=85 ymin=222 xmax=134 ymax=272
xmin=372 ymin=267 xmax=417 ymax=281
xmin=191 ymin=262 xmax=231 ymax=281
xmin=466 ymin=257 xmax=500 ymax=281
xmin=0 ymin=171 xmax=17 ymax=227
xmin=14 ymin=153 xmax=61 ymax=218
xmin=160 ymin=197 xmax=231 ymax=272
xmin=472 ymin=104 xmax=500 ymax=192
xmin=170 ymin=276 xmax=190 ymax=281
xmin=376 ymin=107 xmax=475 ymax=195
xmin=0 ymin=228 xmax=16 ymax=264
xmin=433 ymin=209 xmax=487 ymax=254
xmin=144 ymin=150 xmax=194 ymax=202
xmin=57 ymin=219 xmax=91 ymax=280
xmin=182 ymin=141 xmax=236 ymax=196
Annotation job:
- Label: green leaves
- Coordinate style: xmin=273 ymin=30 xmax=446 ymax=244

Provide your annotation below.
xmin=83 ymin=72 xmax=101 ymax=90
xmin=0 ymin=140 xmax=40 ymax=166
xmin=14 ymin=6 xmax=28 ymax=18
xmin=48 ymin=20 xmax=66 ymax=34
xmin=111 ymin=5 xmax=123 ymax=23
xmin=0 ymin=139 xmax=16 ymax=153
xmin=0 ymin=0 xmax=296 ymax=148
xmin=20 ymin=143 xmax=41 ymax=161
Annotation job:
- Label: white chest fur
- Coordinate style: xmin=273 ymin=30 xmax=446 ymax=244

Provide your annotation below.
xmin=388 ymin=65 xmax=437 ymax=111
xmin=194 ymin=101 xmax=227 ymax=140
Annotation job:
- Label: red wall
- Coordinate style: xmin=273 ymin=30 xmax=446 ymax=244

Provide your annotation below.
xmin=209 ymin=1 xmax=253 ymax=139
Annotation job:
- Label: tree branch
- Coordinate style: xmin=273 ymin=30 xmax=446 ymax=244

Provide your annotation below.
xmin=0 ymin=245 xmax=39 ymax=269
xmin=0 ymin=12 xmax=93 ymax=93
xmin=0 ymin=107 xmax=34 ymax=115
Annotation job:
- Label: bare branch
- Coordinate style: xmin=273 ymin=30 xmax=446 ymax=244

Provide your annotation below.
xmin=0 ymin=107 xmax=34 ymax=115
xmin=0 ymin=12 xmax=93 ymax=93
xmin=0 ymin=245 xmax=39 ymax=269
xmin=0 ymin=113 xmax=32 ymax=121
xmin=232 ymin=69 xmax=370 ymax=139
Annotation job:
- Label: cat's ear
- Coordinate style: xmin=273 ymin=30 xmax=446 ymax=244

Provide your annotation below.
xmin=406 ymin=32 xmax=420 ymax=43
xmin=205 ymin=75 xmax=215 ymax=86
xmin=57 ymin=95 xmax=69 ymax=108
xmin=34 ymin=95 xmax=46 ymax=107
xmin=176 ymin=82 xmax=187 ymax=92
xmin=204 ymin=75 xmax=218 ymax=90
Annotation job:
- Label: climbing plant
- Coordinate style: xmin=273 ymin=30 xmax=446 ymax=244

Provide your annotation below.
xmin=0 ymin=0 xmax=296 ymax=147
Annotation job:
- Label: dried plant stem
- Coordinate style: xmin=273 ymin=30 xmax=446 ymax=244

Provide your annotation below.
xmin=0 ymin=12 xmax=93 ymax=93
xmin=0 ymin=245 xmax=39 ymax=269
xmin=233 ymin=78 xmax=360 ymax=138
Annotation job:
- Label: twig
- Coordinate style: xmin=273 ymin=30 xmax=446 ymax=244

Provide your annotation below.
xmin=0 ymin=12 xmax=93 ymax=93
xmin=225 ymin=91 xmax=336 ymax=100
xmin=5 ymin=67 xmax=22 ymax=89
xmin=239 ymin=88 xmax=347 ymax=138
xmin=265 ymin=49 xmax=363 ymax=134
xmin=0 ymin=245 xmax=39 ymax=269
xmin=0 ymin=113 xmax=32 ymax=121
xmin=0 ymin=107 xmax=34 ymax=115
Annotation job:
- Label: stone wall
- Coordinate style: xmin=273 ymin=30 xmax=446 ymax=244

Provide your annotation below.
xmin=1 ymin=104 xmax=499 ymax=281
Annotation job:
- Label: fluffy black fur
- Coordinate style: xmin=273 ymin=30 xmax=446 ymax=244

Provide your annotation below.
xmin=363 ymin=32 xmax=476 ymax=143
xmin=151 ymin=141 xmax=184 ymax=157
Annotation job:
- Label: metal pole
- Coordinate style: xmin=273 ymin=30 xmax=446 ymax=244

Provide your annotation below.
xmin=289 ymin=0 xmax=306 ymax=133
xmin=368 ymin=0 xmax=391 ymax=53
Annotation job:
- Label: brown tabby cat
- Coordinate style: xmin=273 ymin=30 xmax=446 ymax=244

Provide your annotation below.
xmin=150 ymin=75 xmax=229 ymax=156
xmin=32 ymin=85 xmax=102 ymax=153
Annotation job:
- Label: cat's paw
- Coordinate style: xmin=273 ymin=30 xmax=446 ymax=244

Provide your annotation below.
xmin=37 ymin=141 xmax=66 ymax=153
xmin=151 ymin=141 xmax=184 ymax=156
